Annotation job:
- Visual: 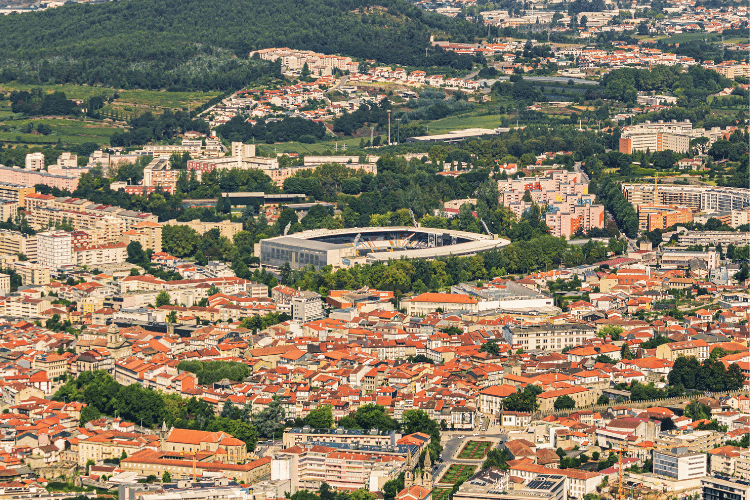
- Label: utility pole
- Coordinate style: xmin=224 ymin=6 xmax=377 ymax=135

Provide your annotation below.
xmin=387 ymin=110 xmax=392 ymax=145
xmin=370 ymin=126 xmax=374 ymax=147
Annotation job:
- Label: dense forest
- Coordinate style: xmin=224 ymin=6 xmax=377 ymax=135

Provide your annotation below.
xmin=0 ymin=0 xmax=483 ymax=90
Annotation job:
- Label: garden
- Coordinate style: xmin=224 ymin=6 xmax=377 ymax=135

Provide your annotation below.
xmin=438 ymin=464 xmax=477 ymax=484
xmin=432 ymin=489 xmax=452 ymax=500
xmin=457 ymin=440 xmax=492 ymax=460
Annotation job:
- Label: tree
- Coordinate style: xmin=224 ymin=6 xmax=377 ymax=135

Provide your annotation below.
xmin=597 ymin=325 xmax=622 ymax=340
xmin=80 ymin=405 xmax=101 ymax=426
xmin=554 ymin=395 xmax=576 ymax=410
xmin=482 ymin=448 xmax=510 ymax=470
xmin=162 ymin=470 xmax=171 ymax=483
xmin=382 ymin=472 xmax=405 ymax=500
xmin=621 ymin=343 xmax=635 ymax=360
xmin=155 ymin=291 xmax=171 ymax=308
xmin=661 ymin=418 xmax=677 ymax=431
xmin=221 ymin=400 xmax=239 ymax=419
xmin=338 ymin=404 xmax=398 ymax=431
xmin=402 ymin=409 xmax=443 ymax=460
xmin=503 ymin=385 xmax=540 ymax=412
xmin=480 ymin=339 xmax=500 ymax=355
xmin=253 ymin=399 xmax=285 ymax=438
xmin=596 ymin=394 xmax=610 ymax=406
xmin=304 ymin=404 xmax=334 ymax=428
xmin=86 ymin=459 xmax=95 ymax=476
xmin=126 ymin=241 xmax=147 ymax=265
xmin=685 ymin=401 xmax=712 ymax=421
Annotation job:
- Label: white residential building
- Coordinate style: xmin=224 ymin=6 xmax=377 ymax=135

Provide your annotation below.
xmin=36 ymin=231 xmax=74 ymax=270
xmin=653 ymin=448 xmax=707 ymax=481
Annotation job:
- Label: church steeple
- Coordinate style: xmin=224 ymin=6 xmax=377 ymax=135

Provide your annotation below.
xmin=422 ymin=451 xmax=433 ymax=489
xmin=404 ymin=450 xmax=414 ymax=488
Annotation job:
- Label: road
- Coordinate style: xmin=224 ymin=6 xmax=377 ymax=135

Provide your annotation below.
xmin=475 ymin=76 xmax=598 ymax=86
xmin=328 ymin=75 xmax=349 ymax=93
xmin=432 ymin=427 xmax=507 ymax=481
xmin=574 ymin=161 xmax=589 ymax=185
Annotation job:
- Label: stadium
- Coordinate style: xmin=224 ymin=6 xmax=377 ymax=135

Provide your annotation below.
xmin=258 ymin=226 xmax=511 ymax=270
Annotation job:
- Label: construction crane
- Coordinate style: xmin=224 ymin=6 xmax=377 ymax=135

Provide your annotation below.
xmin=408 ymin=208 xmax=418 ymax=227
xmin=615 ymin=441 xmax=673 ymax=500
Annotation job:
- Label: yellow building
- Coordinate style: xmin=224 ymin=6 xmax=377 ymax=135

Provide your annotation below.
xmin=121 ymin=221 xmax=163 ymax=253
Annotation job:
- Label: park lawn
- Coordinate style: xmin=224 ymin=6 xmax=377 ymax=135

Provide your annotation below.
xmin=439 ymin=464 xmax=476 ymax=484
xmin=457 ymin=441 xmax=492 ymax=460
xmin=0 ymin=82 xmax=221 ymax=114
xmin=0 ymin=117 xmax=123 ymax=146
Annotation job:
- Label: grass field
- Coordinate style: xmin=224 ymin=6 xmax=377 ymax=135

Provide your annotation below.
xmin=438 ymin=464 xmax=476 ymax=484
xmin=0 ymin=117 xmax=123 ymax=146
xmin=425 ymin=112 xmax=506 ymax=133
xmin=457 ymin=441 xmax=492 ymax=460
xmin=0 ymin=82 xmax=222 ymax=115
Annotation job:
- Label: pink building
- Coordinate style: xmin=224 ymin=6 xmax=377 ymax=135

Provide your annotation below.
xmin=498 ymin=170 xmax=605 ymax=239
xmin=0 ymin=166 xmax=79 ymax=191
xmin=545 ymin=202 xmax=605 ymax=239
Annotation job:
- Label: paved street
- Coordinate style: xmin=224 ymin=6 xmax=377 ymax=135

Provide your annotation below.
xmin=433 ymin=423 xmax=507 ymax=480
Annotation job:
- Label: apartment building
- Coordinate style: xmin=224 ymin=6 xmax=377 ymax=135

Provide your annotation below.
xmin=283 ymin=428 xmax=403 ymax=448
xmin=25 ymin=152 xmax=45 ymax=171
xmin=710 ymin=446 xmax=743 ymax=476
xmin=36 ymin=231 xmax=74 ymax=270
xmin=9 ymin=261 xmax=51 ymax=285
xmin=273 ymin=443 xmax=405 ymax=492
xmin=165 ymin=219 xmax=242 ymax=241
xmin=0 ymin=229 xmax=38 ymax=261
xmin=622 ymin=184 xmax=750 ymax=213
xmin=619 ymin=123 xmax=691 ymax=154
xmin=653 ymin=448 xmax=707 ymax=480
xmin=0 ymin=183 xmax=35 ymax=208
xmin=403 ymin=292 xmax=479 ymax=316
xmin=678 ymin=231 xmax=750 ymax=246
xmin=545 ymin=201 xmax=605 ymax=239
xmin=654 ymin=339 xmax=709 ymax=361
xmin=74 ymin=242 xmax=127 ymax=266
xmin=3 ymin=295 xmax=53 ymax=317
xmin=117 ymin=156 xmax=181 ymax=195
xmin=121 ymin=221 xmax=163 ymax=252
xmin=730 ymin=209 xmax=750 ymax=228
xmin=0 ymin=200 xmax=17 ymax=223
xmin=637 ymin=205 xmax=693 ymax=231
xmin=24 ymin=194 xmax=159 ymax=243
xmin=503 ymin=324 xmax=597 ymax=351
xmin=33 ymin=353 xmax=69 ymax=380
xmin=666 ymin=430 xmax=723 ymax=452
xmin=272 ymin=285 xmax=325 ymax=322
xmin=0 ymin=165 xmax=79 ymax=191
xmin=738 ymin=450 xmax=750 ymax=479
xmin=702 ymin=475 xmax=750 ymax=500
xmin=0 ymin=273 xmax=9 ymax=296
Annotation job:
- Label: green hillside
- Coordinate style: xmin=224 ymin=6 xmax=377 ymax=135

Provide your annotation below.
xmin=0 ymin=0 xmax=484 ymax=90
